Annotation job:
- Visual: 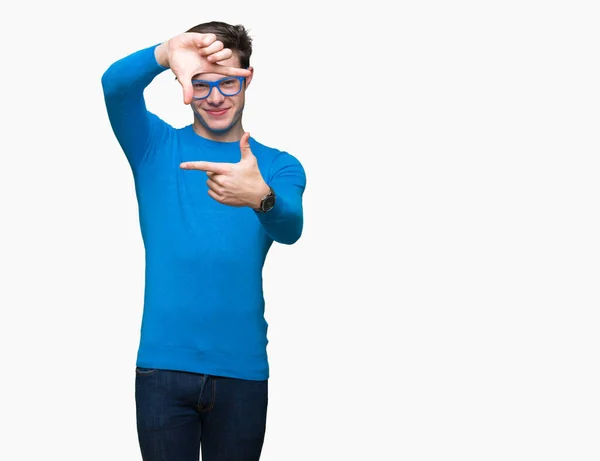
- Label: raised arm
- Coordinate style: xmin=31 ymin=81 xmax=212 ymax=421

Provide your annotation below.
xmin=101 ymin=33 xmax=251 ymax=171
xmin=101 ymin=44 xmax=169 ymax=171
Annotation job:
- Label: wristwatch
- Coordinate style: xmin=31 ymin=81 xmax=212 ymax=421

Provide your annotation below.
xmin=254 ymin=187 xmax=276 ymax=213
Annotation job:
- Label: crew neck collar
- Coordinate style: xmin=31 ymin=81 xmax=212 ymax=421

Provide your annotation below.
xmin=184 ymin=125 xmax=243 ymax=147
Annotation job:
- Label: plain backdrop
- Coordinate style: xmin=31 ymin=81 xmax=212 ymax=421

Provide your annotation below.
xmin=0 ymin=1 xmax=599 ymax=460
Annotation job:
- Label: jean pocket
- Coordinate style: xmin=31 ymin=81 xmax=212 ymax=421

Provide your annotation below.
xmin=136 ymin=366 xmax=158 ymax=375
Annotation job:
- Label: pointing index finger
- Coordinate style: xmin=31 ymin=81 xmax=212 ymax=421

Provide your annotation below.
xmin=210 ymin=63 xmax=252 ymax=78
xmin=180 ymin=161 xmax=230 ymax=175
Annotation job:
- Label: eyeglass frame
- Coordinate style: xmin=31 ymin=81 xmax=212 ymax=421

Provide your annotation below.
xmin=190 ymin=76 xmax=246 ymax=100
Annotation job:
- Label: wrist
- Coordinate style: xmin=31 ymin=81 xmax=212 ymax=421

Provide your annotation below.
xmin=251 ymin=182 xmax=271 ymax=209
xmin=252 ymin=184 xmax=276 ymax=213
xmin=154 ymin=42 xmax=170 ymax=68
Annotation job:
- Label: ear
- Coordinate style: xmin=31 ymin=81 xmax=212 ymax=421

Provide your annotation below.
xmin=244 ymin=67 xmax=254 ymax=88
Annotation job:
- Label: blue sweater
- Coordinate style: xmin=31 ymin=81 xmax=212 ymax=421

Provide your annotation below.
xmin=101 ymin=45 xmax=306 ymax=380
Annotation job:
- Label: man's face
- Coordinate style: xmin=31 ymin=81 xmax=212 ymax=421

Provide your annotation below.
xmin=190 ymin=54 xmax=253 ymax=138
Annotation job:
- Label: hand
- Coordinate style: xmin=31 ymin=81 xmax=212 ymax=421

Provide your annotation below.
xmin=156 ymin=32 xmax=251 ymax=105
xmin=180 ymin=132 xmax=270 ymax=208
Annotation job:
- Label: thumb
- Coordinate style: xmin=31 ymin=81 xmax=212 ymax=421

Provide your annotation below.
xmin=240 ymin=132 xmax=253 ymax=161
xmin=180 ymin=76 xmax=193 ymax=105
xmin=174 ymin=71 xmax=193 ymax=105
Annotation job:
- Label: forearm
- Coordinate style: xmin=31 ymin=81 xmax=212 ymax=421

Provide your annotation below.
xmin=256 ymin=154 xmax=306 ymax=245
xmin=256 ymin=191 xmax=304 ymax=245
xmin=102 ymin=44 xmax=167 ymax=99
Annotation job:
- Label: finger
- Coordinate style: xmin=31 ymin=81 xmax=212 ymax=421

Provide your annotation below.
xmin=206 ymin=171 xmax=225 ymax=184
xmin=180 ymin=161 xmax=230 ymax=175
xmin=176 ymin=73 xmax=193 ymax=105
xmin=199 ymin=40 xmax=225 ymax=57
xmin=206 ymin=179 xmax=225 ymax=195
xmin=207 ymin=188 xmax=223 ymax=203
xmin=239 ymin=132 xmax=253 ymax=160
xmin=191 ymin=32 xmax=217 ymax=47
xmin=206 ymin=48 xmax=233 ymax=63
xmin=211 ymin=64 xmax=252 ymax=78
xmin=178 ymin=33 xmax=215 ymax=52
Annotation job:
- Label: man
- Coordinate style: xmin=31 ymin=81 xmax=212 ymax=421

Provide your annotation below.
xmin=101 ymin=21 xmax=306 ymax=461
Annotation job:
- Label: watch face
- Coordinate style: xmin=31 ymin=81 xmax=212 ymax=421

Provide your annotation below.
xmin=262 ymin=196 xmax=275 ymax=211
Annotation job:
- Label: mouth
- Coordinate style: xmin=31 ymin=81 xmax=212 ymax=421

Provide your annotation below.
xmin=204 ymin=108 xmax=230 ymax=117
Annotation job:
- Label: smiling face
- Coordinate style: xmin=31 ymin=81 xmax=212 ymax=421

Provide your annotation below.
xmin=190 ymin=54 xmax=254 ymax=142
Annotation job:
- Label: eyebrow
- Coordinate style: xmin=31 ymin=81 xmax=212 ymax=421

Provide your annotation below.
xmin=175 ymin=75 xmax=227 ymax=82
xmin=191 ymin=76 xmax=237 ymax=82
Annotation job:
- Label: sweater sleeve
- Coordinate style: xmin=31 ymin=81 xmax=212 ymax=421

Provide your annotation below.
xmin=256 ymin=152 xmax=307 ymax=245
xmin=101 ymin=44 xmax=171 ymax=172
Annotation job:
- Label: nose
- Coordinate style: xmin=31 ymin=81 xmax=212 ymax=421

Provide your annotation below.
xmin=206 ymin=86 xmax=225 ymax=105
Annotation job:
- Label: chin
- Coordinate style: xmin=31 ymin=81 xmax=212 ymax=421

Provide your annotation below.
xmin=206 ymin=122 xmax=235 ymax=134
xmin=193 ymin=112 xmax=231 ymax=133
xmin=193 ymin=106 xmax=243 ymax=137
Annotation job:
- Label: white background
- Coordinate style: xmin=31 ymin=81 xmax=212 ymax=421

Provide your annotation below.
xmin=1 ymin=0 xmax=599 ymax=460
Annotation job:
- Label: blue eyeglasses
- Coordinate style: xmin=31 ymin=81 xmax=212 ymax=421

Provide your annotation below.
xmin=191 ymin=76 xmax=246 ymax=100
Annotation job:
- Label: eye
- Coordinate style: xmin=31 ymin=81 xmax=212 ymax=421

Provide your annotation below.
xmin=221 ymin=79 xmax=237 ymax=87
xmin=193 ymin=82 xmax=210 ymax=89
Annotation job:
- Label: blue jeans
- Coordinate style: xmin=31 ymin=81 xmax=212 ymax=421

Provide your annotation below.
xmin=135 ymin=367 xmax=268 ymax=461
